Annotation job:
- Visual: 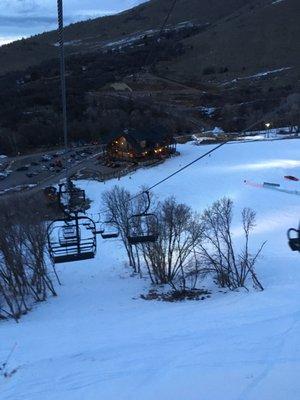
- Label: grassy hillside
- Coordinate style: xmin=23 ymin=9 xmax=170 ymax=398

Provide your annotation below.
xmin=159 ymin=0 xmax=300 ymax=85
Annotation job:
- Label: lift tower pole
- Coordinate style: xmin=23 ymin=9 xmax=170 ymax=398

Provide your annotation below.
xmin=57 ymin=0 xmax=68 ymax=152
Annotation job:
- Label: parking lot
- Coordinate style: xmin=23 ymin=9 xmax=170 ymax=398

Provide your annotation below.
xmin=0 ymin=145 xmax=106 ymax=196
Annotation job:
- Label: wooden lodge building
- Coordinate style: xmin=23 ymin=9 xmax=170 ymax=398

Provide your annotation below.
xmin=106 ymin=128 xmax=176 ymax=162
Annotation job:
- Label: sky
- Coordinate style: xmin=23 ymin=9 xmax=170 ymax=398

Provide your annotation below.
xmin=0 ymin=0 xmax=146 ymax=46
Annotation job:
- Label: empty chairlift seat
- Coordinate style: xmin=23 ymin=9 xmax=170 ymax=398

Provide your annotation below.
xmin=47 ymin=216 xmax=97 ymax=264
xmin=127 ymin=213 xmax=159 ymax=245
xmin=59 ymin=225 xmax=79 ymax=247
xmin=288 ymin=226 xmax=300 ymax=252
xmin=101 ymin=221 xmax=119 ymax=239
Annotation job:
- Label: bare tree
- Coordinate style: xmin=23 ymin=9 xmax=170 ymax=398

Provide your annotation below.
xmin=102 ymin=186 xmax=150 ymax=274
xmin=102 ymin=189 xmax=264 ymax=294
xmin=198 ymin=198 xmax=265 ymax=291
xmin=0 ymin=195 xmax=57 ymax=321
xmin=139 ymin=197 xmax=204 ymax=290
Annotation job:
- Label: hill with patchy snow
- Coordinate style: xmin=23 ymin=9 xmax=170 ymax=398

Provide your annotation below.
xmin=0 ymin=0 xmax=299 ymax=90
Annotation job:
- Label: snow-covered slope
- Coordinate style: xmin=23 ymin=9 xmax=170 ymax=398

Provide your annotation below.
xmin=1 ymin=139 xmax=300 ymax=400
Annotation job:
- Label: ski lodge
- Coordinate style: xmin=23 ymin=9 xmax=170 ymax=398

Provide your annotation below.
xmin=106 ymin=129 xmax=176 ymax=162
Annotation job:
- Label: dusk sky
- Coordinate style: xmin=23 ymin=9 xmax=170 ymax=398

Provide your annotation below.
xmin=0 ymin=0 xmax=146 ymax=46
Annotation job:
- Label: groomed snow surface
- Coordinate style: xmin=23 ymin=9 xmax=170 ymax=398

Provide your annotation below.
xmin=1 ymin=139 xmax=300 ymax=400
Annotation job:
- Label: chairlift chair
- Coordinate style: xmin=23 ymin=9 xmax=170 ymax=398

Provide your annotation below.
xmin=47 ymin=215 xmax=97 ymax=264
xmin=101 ymin=221 xmax=119 ymax=239
xmin=94 ymin=214 xmax=106 ymax=234
xmin=127 ymin=191 xmax=159 ymax=245
xmin=288 ymin=225 xmax=300 ymax=252
xmin=59 ymin=224 xmax=80 ymax=247
xmin=94 ymin=225 xmax=105 ymax=235
xmin=86 ymin=224 xmax=105 ymax=235
xmin=83 ymin=221 xmax=93 ymax=227
xmin=88 ymin=213 xmax=101 ymax=224
xmin=82 ymin=214 xmax=106 ymax=235
xmin=127 ymin=213 xmax=159 ymax=245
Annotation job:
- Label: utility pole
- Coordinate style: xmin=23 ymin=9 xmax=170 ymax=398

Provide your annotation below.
xmin=57 ymin=0 xmax=68 ymax=152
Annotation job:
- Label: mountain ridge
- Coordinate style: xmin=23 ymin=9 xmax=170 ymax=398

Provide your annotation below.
xmin=0 ymin=0 xmax=265 ymax=75
xmin=0 ymin=0 xmax=299 ymax=155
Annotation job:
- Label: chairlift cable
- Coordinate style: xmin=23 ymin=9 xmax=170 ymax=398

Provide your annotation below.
xmin=147 ymin=141 xmax=227 ymax=191
xmin=98 ymin=100 xmax=290 ymax=219
xmin=138 ymin=0 xmax=221 ymax=96
xmin=129 ymin=104 xmax=287 ymax=199
xmin=143 ymin=0 xmax=179 ymax=70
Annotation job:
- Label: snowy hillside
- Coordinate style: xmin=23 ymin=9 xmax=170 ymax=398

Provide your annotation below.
xmin=1 ymin=139 xmax=300 ymax=400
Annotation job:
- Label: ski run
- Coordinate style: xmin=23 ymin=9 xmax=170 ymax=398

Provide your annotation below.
xmin=1 ymin=138 xmax=300 ymax=400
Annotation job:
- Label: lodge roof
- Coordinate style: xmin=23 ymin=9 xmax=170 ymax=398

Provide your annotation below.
xmin=106 ymin=126 xmax=174 ymax=147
